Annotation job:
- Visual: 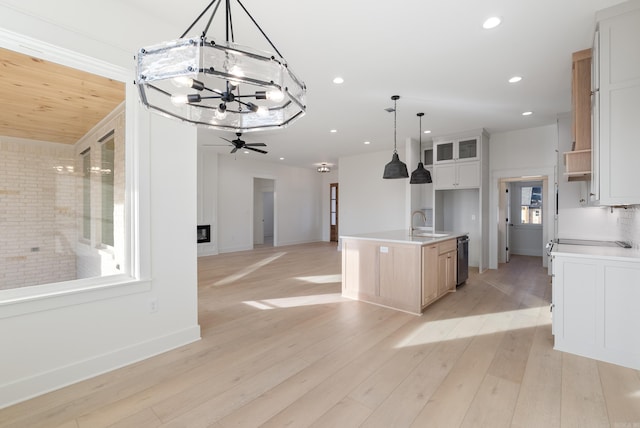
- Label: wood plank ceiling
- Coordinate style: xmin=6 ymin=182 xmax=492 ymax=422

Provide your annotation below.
xmin=0 ymin=47 xmax=125 ymax=145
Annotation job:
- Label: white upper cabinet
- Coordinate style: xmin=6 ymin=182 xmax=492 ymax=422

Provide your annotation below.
xmin=592 ymin=1 xmax=640 ymax=205
xmin=434 ymin=138 xmax=479 ymax=164
xmin=433 ymin=136 xmax=481 ymax=189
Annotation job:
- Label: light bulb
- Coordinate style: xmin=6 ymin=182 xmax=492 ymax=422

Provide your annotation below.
xmin=256 ymin=106 xmax=269 ymax=117
xmin=170 ymin=94 xmax=201 ymax=105
xmin=171 ymin=94 xmax=189 ymax=105
xmin=266 ymin=90 xmax=285 ymax=102
xmin=215 ymin=104 xmax=228 ymax=120
xmin=229 ymin=65 xmax=244 ymax=77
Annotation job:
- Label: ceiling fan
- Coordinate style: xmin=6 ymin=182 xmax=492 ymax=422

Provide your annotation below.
xmin=204 ymin=132 xmax=268 ymax=154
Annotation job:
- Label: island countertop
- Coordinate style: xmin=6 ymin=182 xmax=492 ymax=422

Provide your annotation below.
xmin=340 ymin=230 xmax=467 ymax=246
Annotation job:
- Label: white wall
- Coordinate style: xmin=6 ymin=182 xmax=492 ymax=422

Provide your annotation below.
xmin=489 ymin=124 xmax=557 ymax=269
xmin=339 ymin=150 xmax=408 ymax=236
xmin=215 ymin=156 xmax=323 ymax=252
xmin=0 ymin=3 xmax=200 ymax=408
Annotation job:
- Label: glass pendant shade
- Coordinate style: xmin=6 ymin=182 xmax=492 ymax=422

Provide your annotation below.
xmin=383 ymin=152 xmax=409 ymax=179
xmin=136 ymin=0 xmax=306 ymax=132
xmin=410 ymin=162 xmax=432 ymax=183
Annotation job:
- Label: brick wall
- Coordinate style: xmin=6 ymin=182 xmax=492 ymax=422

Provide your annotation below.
xmin=0 ymin=104 xmax=125 ymax=290
xmin=0 ymin=138 xmax=77 ymax=289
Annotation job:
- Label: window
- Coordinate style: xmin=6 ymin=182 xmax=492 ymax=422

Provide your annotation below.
xmin=100 ymin=132 xmax=115 ymax=247
xmin=520 ymin=186 xmax=542 ymax=225
xmin=82 ymin=148 xmax=92 ymax=240
xmin=0 ymin=46 xmax=126 ymax=290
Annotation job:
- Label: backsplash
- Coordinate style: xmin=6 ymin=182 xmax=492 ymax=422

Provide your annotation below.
xmin=618 ymin=205 xmax=640 ymax=249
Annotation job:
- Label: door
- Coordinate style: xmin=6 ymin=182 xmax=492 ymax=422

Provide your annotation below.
xmin=506 ymin=185 xmax=511 ymax=263
xmin=330 ymin=183 xmax=338 ymax=242
xmin=509 ymin=181 xmax=543 ymax=257
xmin=253 ymin=178 xmax=275 ymax=247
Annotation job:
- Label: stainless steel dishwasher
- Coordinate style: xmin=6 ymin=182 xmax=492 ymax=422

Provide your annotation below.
xmin=457 ymin=235 xmax=469 ymax=286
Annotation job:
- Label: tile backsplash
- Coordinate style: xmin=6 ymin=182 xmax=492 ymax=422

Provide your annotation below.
xmin=619 ymin=205 xmax=640 ymax=249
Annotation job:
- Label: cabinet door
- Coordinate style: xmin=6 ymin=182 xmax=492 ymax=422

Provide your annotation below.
xmin=437 ymin=253 xmax=449 ymax=296
xmin=446 ymin=250 xmax=457 ymax=291
xmin=434 ymin=164 xmax=456 ymax=189
xmin=435 ymin=141 xmax=454 ymax=163
xmin=553 ymin=257 xmax=598 ymax=346
xmin=597 ymin=10 xmax=640 ymax=205
xmin=457 ymin=138 xmax=478 ymax=161
xmin=456 ymin=162 xmax=480 ymax=188
xmin=422 ymin=245 xmax=438 ymax=306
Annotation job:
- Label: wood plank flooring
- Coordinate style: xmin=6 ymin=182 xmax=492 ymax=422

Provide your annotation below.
xmin=2 ymin=242 xmax=640 ymax=427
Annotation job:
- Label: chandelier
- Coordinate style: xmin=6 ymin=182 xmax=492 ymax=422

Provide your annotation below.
xmin=317 ymin=163 xmax=331 ymax=173
xmin=136 ymin=0 xmax=307 ymax=132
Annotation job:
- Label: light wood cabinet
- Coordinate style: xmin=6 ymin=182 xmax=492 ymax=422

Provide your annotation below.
xmin=438 ymin=239 xmax=457 ymax=295
xmin=421 ymin=244 xmax=438 ymax=306
xmin=343 ymin=236 xmax=459 ymax=314
xmin=564 ymin=49 xmax=592 ymax=181
xmin=422 ymin=238 xmax=457 ymax=309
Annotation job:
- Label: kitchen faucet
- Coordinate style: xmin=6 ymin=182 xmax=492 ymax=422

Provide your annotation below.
xmin=410 ymin=210 xmax=427 ymax=236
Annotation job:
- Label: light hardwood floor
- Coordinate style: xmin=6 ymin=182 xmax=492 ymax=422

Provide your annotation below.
xmin=2 ymin=242 xmax=640 ymax=427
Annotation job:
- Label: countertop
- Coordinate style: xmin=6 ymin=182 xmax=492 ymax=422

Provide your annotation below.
xmin=340 ymin=230 xmax=467 ymax=246
xmin=551 ymin=243 xmax=640 ymax=262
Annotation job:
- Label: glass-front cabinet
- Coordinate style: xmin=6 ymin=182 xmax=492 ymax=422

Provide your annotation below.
xmin=434 ymin=138 xmax=478 ymax=163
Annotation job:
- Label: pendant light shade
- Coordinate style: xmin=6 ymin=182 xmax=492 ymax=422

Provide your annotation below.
xmin=410 ymin=112 xmax=432 ymax=184
xmin=383 ymin=95 xmax=409 ymax=179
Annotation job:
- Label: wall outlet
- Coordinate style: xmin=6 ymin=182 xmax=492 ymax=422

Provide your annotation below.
xmin=149 ymin=298 xmax=159 ymax=313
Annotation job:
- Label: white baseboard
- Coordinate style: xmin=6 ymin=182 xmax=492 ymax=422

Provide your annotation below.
xmin=0 ymin=325 xmax=201 ymax=409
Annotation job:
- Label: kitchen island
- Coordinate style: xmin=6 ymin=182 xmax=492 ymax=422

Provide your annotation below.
xmin=341 ymin=230 xmax=467 ymax=315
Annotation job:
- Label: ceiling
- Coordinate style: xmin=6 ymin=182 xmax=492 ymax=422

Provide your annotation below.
xmin=0 ymin=0 xmax=627 ymax=169
xmin=0 ymin=47 xmax=124 ymax=145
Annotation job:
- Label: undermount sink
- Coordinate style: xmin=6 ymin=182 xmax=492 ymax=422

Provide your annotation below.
xmin=412 ymin=232 xmax=448 ymax=238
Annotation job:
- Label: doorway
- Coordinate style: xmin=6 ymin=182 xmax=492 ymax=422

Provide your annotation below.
xmin=253 ymin=178 xmax=275 ymax=247
xmin=330 ymin=183 xmax=339 ymax=242
xmin=497 ymin=177 xmax=547 ymax=265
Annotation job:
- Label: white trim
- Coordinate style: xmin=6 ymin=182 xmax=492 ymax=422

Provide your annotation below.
xmin=0 ymin=27 xmax=128 ymax=81
xmin=0 ymin=30 xmax=149 ymax=310
xmin=490 ymin=167 xmax=555 ymax=270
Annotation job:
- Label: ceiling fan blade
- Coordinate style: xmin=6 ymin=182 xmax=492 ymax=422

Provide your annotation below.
xmin=220 ymin=137 xmax=234 ymax=143
xmin=244 ymin=143 xmax=267 ymax=147
xmin=246 ymin=147 xmax=268 ymax=154
xmin=230 ymin=147 xmax=238 ymax=154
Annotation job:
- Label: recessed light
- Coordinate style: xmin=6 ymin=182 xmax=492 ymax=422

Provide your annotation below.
xmin=333 ymin=77 xmax=344 ymax=84
xmin=483 ymin=16 xmax=501 ymax=29
xmin=423 ymin=130 xmax=432 ymax=134
xmin=364 ymin=141 xmax=371 ymax=145
xmin=243 ymin=150 xmax=250 ymax=154
xmin=522 ymin=111 xmax=533 ymax=116
xmin=280 ymin=157 xmax=285 ymax=160
xmin=330 ymin=129 xmax=337 ymax=133
xmin=509 ymin=76 xmax=522 ymax=83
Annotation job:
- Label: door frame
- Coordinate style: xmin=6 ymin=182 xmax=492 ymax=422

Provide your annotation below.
xmin=252 ymin=177 xmax=276 ymax=247
xmin=490 ymin=167 xmax=555 ymax=270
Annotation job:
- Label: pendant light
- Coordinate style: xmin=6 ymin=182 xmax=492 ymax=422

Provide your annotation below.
xmin=383 ymin=95 xmax=409 ymax=179
xmin=410 ymin=112 xmax=432 ymax=184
